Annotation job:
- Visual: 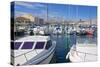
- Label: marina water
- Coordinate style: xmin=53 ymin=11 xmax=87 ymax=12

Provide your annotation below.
xmin=50 ymin=33 xmax=97 ymax=63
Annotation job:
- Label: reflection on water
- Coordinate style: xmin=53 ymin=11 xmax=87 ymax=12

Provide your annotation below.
xmin=77 ymin=35 xmax=97 ymax=45
xmin=50 ymin=34 xmax=75 ymax=63
xmin=50 ymin=34 xmax=97 ymax=63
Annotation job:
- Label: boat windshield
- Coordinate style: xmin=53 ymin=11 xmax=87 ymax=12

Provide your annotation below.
xmin=35 ymin=42 xmax=45 ymax=49
xmin=21 ymin=42 xmax=34 ymax=49
xmin=11 ymin=42 xmax=22 ymax=50
xmin=45 ymin=40 xmax=52 ymax=49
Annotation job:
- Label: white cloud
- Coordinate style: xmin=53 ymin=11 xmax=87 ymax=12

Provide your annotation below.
xmin=33 ymin=3 xmax=47 ymax=8
xmin=48 ymin=12 xmax=60 ymax=18
xmin=15 ymin=1 xmax=33 ymax=8
xmin=15 ymin=11 xmax=46 ymax=18
xmin=15 ymin=1 xmax=47 ymax=10
xmin=14 ymin=2 xmax=47 ymax=17
xmin=15 ymin=11 xmax=30 ymax=17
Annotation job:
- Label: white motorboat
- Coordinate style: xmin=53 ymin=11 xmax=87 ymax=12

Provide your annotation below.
xmin=27 ymin=26 xmax=45 ymax=35
xmin=76 ymin=28 xmax=87 ymax=35
xmin=11 ymin=36 xmax=56 ymax=66
xmin=53 ymin=26 xmax=62 ymax=34
xmin=65 ymin=27 xmax=74 ymax=35
xmin=66 ymin=44 xmax=97 ymax=62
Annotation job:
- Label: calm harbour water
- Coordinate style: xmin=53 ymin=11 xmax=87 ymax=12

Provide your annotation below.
xmin=50 ymin=34 xmax=97 ymax=63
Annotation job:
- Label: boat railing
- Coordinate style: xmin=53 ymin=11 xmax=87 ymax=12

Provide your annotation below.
xmin=70 ymin=49 xmax=97 ymax=61
xmin=11 ymin=49 xmax=39 ymax=63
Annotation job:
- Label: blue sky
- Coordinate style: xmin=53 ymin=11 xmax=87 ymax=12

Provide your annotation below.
xmin=13 ymin=1 xmax=97 ymax=21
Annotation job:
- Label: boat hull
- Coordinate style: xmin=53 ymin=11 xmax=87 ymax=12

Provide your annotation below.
xmin=22 ymin=41 xmax=56 ymax=65
xmin=86 ymin=31 xmax=94 ymax=35
xmin=66 ymin=45 xmax=97 ymax=62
